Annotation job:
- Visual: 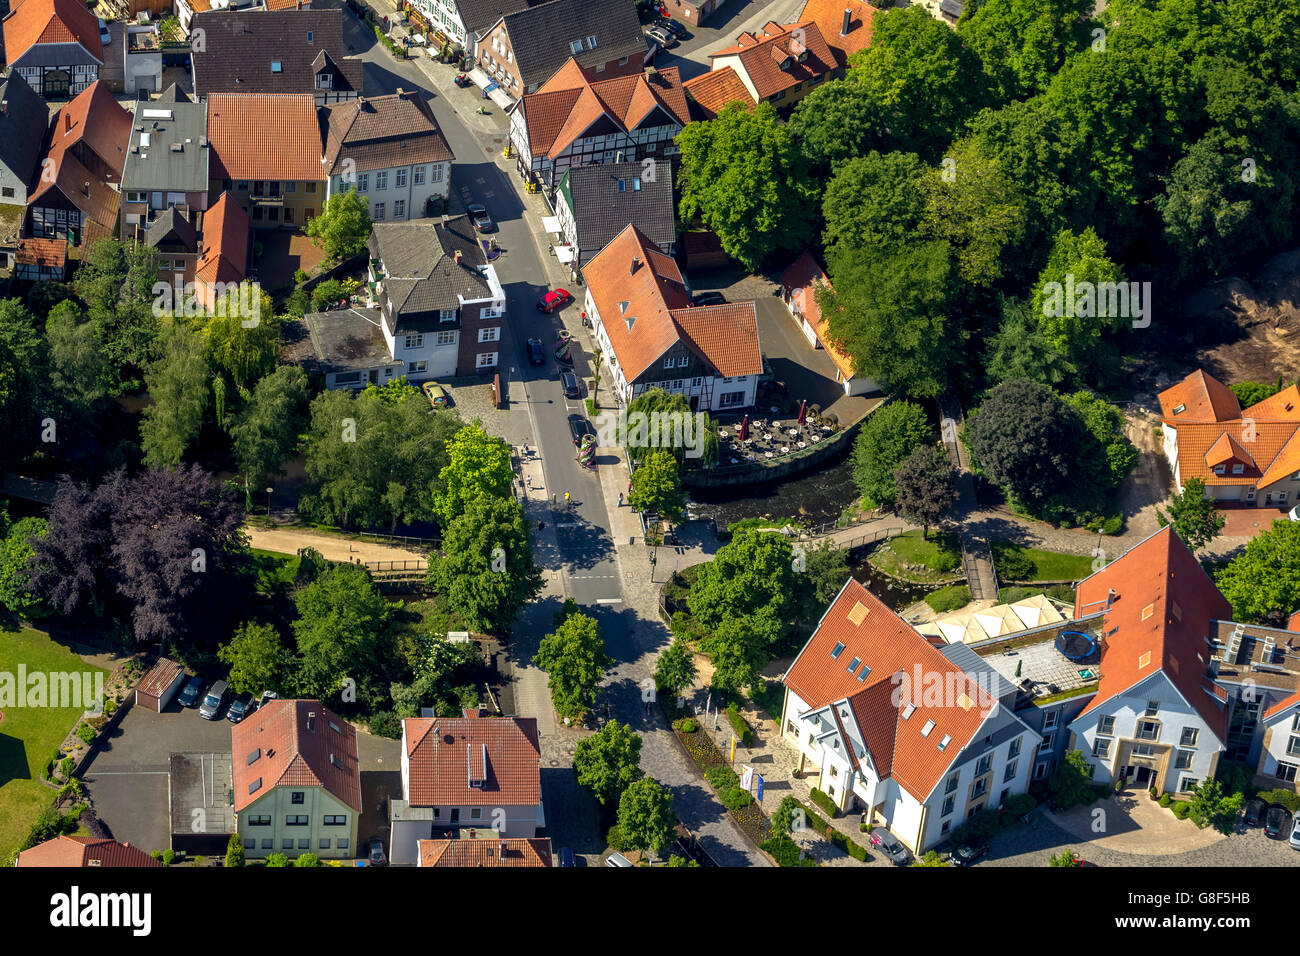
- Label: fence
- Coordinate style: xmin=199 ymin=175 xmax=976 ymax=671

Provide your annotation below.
xmin=364 ymin=559 xmax=429 ymax=573
xmin=818 ymin=525 xmax=908 ymax=553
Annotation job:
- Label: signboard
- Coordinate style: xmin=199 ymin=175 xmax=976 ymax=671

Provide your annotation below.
xmin=740 ymin=766 xmax=753 ymax=791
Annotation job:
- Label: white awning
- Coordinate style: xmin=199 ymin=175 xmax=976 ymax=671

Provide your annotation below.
xmin=541 ymin=216 xmax=562 ymax=234
xmin=555 ymin=244 xmax=576 ymax=264
xmin=468 ymin=67 xmax=493 ymax=89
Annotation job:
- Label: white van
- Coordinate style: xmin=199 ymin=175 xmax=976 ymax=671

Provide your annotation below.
xmin=604 ymin=852 xmax=633 ymax=867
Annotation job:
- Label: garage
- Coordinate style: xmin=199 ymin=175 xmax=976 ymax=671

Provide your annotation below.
xmin=135 ymin=658 xmax=185 ymax=712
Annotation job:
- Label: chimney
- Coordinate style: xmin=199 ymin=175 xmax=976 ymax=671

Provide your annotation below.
xmin=630 ymin=257 xmax=641 ymax=275
xmin=841 ymin=8 xmax=851 ymax=35
xmin=454 ymin=249 xmax=463 ymax=265
xmin=462 ymin=707 xmax=479 ymax=718
xmin=396 ymin=86 xmax=404 ymax=96
xmin=65 ymin=112 xmax=73 ymax=132
xmin=82 ymin=181 xmax=90 ymax=196
xmin=441 ymin=214 xmax=449 ymax=228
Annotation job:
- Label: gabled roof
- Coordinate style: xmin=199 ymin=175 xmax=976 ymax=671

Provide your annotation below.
xmin=194 ymin=192 xmax=248 ymax=286
xmin=0 ymin=72 xmax=48 ymax=191
xmin=558 ymin=161 xmax=675 ymax=263
xmin=796 ymin=0 xmax=875 ymax=66
xmin=520 ymin=60 xmax=689 ymax=160
xmin=779 ymin=249 xmax=857 ymax=382
xmin=403 ymin=714 xmax=541 ymax=807
xmin=15 ymin=236 xmax=67 ymax=269
xmin=145 ymin=205 xmax=198 ymax=252
xmin=17 ymin=835 xmax=161 ymax=867
xmin=419 ymin=836 xmax=552 ymax=867
xmin=681 ymin=66 xmax=756 ymax=119
xmin=368 ymin=215 xmax=493 ymax=321
xmin=783 ymin=577 xmax=996 ymax=801
xmin=207 ymin=93 xmax=323 ymax=182
xmin=710 ymin=20 xmax=837 ymax=100
xmin=1204 ymin=431 xmax=1254 ymax=469
xmin=323 ymin=91 xmax=454 ymax=175
xmin=456 ymin=0 xmax=535 ymax=37
xmin=231 ymin=699 xmax=362 ymax=813
xmin=1264 ymin=687 xmax=1300 ymax=722
xmin=29 ymin=81 xmax=131 ymax=233
xmin=490 ymin=0 xmax=646 ymax=89
xmin=1073 ymin=526 xmax=1231 ymax=741
xmin=670 ymin=302 xmax=763 ymax=377
xmin=1158 ymin=369 xmax=1242 ymax=422
xmin=2 ymin=0 xmax=103 ymax=66
xmin=191 ymin=8 xmax=362 ymax=97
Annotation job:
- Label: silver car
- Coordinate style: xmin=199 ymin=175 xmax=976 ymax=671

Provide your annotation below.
xmin=646 ymin=26 xmax=676 ymax=48
xmin=1289 ymin=810 xmax=1300 ymax=850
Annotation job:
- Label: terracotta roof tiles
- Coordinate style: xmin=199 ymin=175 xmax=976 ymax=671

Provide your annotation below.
xmin=711 ymin=20 xmax=837 ymax=100
xmin=418 ymin=836 xmax=552 ymax=867
xmin=682 ymin=66 xmax=755 ymax=119
xmin=231 ymin=699 xmax=361 ymax=813
xmin=207 ymin=93 xmax=324 ymax=183
xmin=2 ymin=0 xmax=103 ymax=66
xmin=17 ymin=835 xmax=161 ymax=868
xmin=796 ymin=0 xmax=875 ymax=66
xmin=195 ymin=192 xmax=249 ymax=287
xmin=403 ymin=715 xmax=541 ymax=808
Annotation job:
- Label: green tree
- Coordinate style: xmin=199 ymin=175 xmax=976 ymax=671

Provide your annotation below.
xmin=45 ymin=300 xmax=107 ymax=413
xmin=0 ymin=517 xmax=50 ymax=618
xmin=788 ymin=79 xmax=884 ymax=173
xmin=820 ymin=151 xmax=927 ymax=254
xmin=654 ymin=638 xmax=697 ymax=699
xmin=225 ymin=833 xmax=246 ymax=868
xmin=770 ymin=795 xmax=803 ymax=839
xmin=622 ymin=388 xmax=718 ymax=468
xmin=305 ymin=190 xmax=373 ymax=260
xmin=534 ymin=608 xmax=613 ymax=718
xmin=1030 ymin=227 xmax=1126 ymax=379
xmin=140 ymin=322 xmax=210 ymax=469
xmin=1215 ymin=519 xmax=1300 ymax=624
xmin=1063 ymin=390 xmax=1137 ymax=494
xmin=230 ymin=365 xmax=311 ymax=498
xmin=688 ymin=529 xmax=795 ymax=652
xmin=1229 ymin=380 xmax=1282 ymax=409
xmin=957 ymin=0 xmax=1093 ymax=99
xmin=73 ymin=239 xmax=159 ymax=391
xmin=432 ymin=422 xmax=515 ymax=527
xmin=1048 ymin=749 xmax=1095 ymax=810
xmin=967 ymin=379 xmax=1079 ymax=507
xmin=293 ymin=852 xmax=322 ymax=867
xmin=629 ymin=450 xmax=686 ymax=522
xmin=218 ymin=621 xmax=292 ymax=696
xmin=573 ymin=720 xmax=644 ymax=805
xmin=428 ymin=496 xmax=542 ymax=634
xmin=851 ymin=400 xmax=933 ymax=507
xmin=198 ymin=286 xmax=280 ymax=391
xmin=676 ymin=101 xmax=818 ymax=271
xmin=893 ymin=445 xmax=957 ymax=539
xmin=616 ymin=777 xmax=677 ymax=859
xmin=985 ymin=297 xmax=1077 ymax=388
xmin=291 ymin=564 xmax=391 ymax=701
xmin=704 ymin=616 xmax=767 ymax=695
xmin=821 ymin=240 xmax=957 ymax=399
xmin=794 ymin=540 xmax=850 ymax=622
xmin=0 ymin=299 xmax=50 ymax=465
xmin=1188 ymin=778 xmax=1244 ymax=834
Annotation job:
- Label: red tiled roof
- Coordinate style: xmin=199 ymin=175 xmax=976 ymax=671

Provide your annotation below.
xmin=1158 ymin=369 xmax=1241 ymax=422
xmin=1074 ymin=526 xmax=1231 ymax=741
xmin=1265 ymin=687 xmax=1300 ymax=721
xmin=403 ymin=715 xmax=541 ymax=808
xmin=783 ymin=577 xmax=993 ymax=801
xmin=195 ymin=192 xmax=249 ymax=287
xmin=710 ymin=21 xmax=837 ymax=100
xmin=136 ymin=657 xmax=184 ymax=699
xmin=520 ymin=59 xmax=689 ymax=160
xmin=796 ymin=0 xmax=875 ymax=66
xmin=682 ymin=66 xmax=755 ymax=119
xmin=16 ymin=237 xmax=67 ymax=268
xmin=418 ymin=836 xmax=552 ymax=867
xmin=2 ymin=0 xmax=102 ymax=66
xmin=1243 ymin=384 xmax=1300 ymax=423
xmin=323 ymin=91 xmax=454 ymax=175
xmin=779 ymin=249 xmax=857 ymax=382
xmin=231 ymin=699 xmax=361 ymax=813
xmin=207 ymin=93 xmax=324 ymax=182
xmin=17 ymin=835 xmax=161 ymax=867
xmin=670 ymin=302 xmax=763 ymax=377
xmin=1204 ymin=431 xmax=1254 ymax=469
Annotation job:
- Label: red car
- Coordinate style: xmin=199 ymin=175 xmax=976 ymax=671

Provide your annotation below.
xmin=537 ymin=288 xmax=574 ymax=313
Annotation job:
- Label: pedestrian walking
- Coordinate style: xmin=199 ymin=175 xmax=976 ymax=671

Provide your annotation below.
xmin=564 ymin=491 xmax=571 ymax=504
xmin=617 ymin=492 xmax=623 ymax=507
xmin=526 ymin=475 xmax=532 ymax=490
xmin=537 ymin=519 xmax=545 ymax=531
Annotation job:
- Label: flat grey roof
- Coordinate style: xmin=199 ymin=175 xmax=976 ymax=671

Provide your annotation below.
xmin=122 ymin=93 xmax=210 ymax=195
xmin=169 ymin=752 xmax=235 ymax=837
xmin=301 ymin=309 xmax=395 ymax=373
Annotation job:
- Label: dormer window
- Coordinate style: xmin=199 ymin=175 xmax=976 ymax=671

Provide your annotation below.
xmin=1213 ymin=465 xmax=1225 ymax=475
xmin=570 ymin=39 xmax=583 ymax=54
xmin=587 ymin=35 xmax=598 ymax=49
xmin=1231 ymin=463 xmax=1244 ymax=474
xmin=318 ymin=72 xmax=332 ymax=89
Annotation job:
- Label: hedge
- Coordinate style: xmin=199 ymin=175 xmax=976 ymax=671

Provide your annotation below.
xmin=760 ymin=835 xmax=818 ymax=867
xmin=672 ymin=717 xmax=698 ymax=733
xmin=725 ymin=703 xmax=754 ymax=745
xmin=798 ymin=800 xmax=871 ymax=862
xmin=809 ymin=787 xmax=838 ymax=818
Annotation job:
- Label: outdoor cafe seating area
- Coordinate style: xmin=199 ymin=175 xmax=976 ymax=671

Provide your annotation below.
xmin=716 ymin=402 xmax=834 ymax=466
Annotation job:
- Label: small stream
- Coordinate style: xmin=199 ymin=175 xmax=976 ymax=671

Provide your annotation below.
xmin=686 ymin=445 xmax=858 ymax=528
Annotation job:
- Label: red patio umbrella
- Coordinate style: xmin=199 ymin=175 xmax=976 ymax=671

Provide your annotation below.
xmin=739 ymin=415 xmax=749 ymax=442
xmin=797 ymin=400 xmax=807 ymax=426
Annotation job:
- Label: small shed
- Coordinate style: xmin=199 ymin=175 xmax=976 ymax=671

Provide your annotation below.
xmin=135 ymin=658 xmax=186 ymax=712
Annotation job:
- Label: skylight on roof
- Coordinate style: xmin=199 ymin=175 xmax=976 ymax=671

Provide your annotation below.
xmin=857 ymin=664 xmax=870 ymax=682
xmin=846 ymin=656 xmax=861 ymax=673
xmin=248 ymin=777 xmax=262 ymax=795
xmin=937 ymin=734 xmax=951 ymax=751
xmin=920 ymin=719 xmax=935 ymax=737
xmin=246 ymin=748 xmax=261 ymax=766
xmin=271 ymin=61 xmax=283 ymax=73
xmin=1172 ymin=403 xmax=1186 ymax=415
xmin=831 ymin=642 xmax=845 ymax=659
xmin=902 ymin=703 xmax=915 ymax=720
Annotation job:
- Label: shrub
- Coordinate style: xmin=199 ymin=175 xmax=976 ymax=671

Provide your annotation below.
xmin=367 ymin=711 xmax=401 ymax=739
xmin=76 ymin=724 xmax=96 ymax=744
xmin=150 ymin=850 xmax=162 ymax=860
xmin=311 ymin=278 xmax=346 ymax=311
xmin=845 ymin=840 xmax=869 ymax=862
xmin=162 ymin=849 xmax=175 ymax=865
xmin=962 ymin=809 xmax=1002 ymax=842
xmin=673 ymin=718 xmax=698 ymax=733
xmin=761 ymin=835 xmax=818 ymax=867
xmin=720 ymin=786 xmax=752 ymax=811
xmin=1002 ymin=793 xmax=1037 ymax=818
xmin=924 ymin=584 xmax=971 ymax=613
xmin=265 ymin=853 xmax=289 ymax=867
xmin=225 ymin=834 xmax=246 ymax=868
xmin=809 ymin=787 xmax=838 ymax=818
xmin=1257 ymin=789 xmax=1300 ymax=813
xmin=294 ymin=853 xmax=321 ymax=867
xmin=914 ymin=850 xmax=948 ymax=866
xmin=606 ymin=824 xmax=629 ymax=852
xmin=705 ymin=764 xmax=737 ymax=791
xmin=995 ymin=548 xmax=1035 ymax=581
xmin=1171 ymin=801 xmax=1192 ymax=820
xmin=1158 ymin=794 xmax=1172 ymax=808
xmin=293 ymin=268 xmax=310 ymax=285
xmin=1101 ymin=514 xmax=1124 ymax=535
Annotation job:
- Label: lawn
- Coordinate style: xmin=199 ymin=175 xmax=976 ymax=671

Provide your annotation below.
xmin=0 ymin=627 xmax=107 ymax=861
xmin=249 ymin=548 xmax=303 ymax=592
xmin=869 ymin=531 xmax=961 ymax=583
xmin=925 ymin=585 xmax=972 ymax=613
xmin=991 ymin=541 xmax=1097 ymax=582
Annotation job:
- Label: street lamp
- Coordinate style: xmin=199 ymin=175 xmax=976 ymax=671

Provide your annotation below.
xmin=266 ymin=487 xmax=274 ymax=520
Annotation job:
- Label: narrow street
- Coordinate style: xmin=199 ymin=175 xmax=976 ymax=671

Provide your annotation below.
xmin=341 ymin=11 xmax=768 ymax=864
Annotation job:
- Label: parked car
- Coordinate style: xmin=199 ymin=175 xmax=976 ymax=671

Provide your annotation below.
xmin=691 ymin=290 xmax=726 ymax=306
xmin=422 ymin=381 xmax=449 ymax=408
xmin=561 ymin=369 xmax=582 ymax=399
xmin=604 ymin=851 xmax=633 ymax=867
xmin=99 ymin=19 xmax=111 ymax=47
xmin=559 ymin=846 xmax=575 ymax=867
xmin=467 ymin=202 xmax=494 ymax=232
xmin=868 ymin=827 xmax=911 ymax=866
xmin=657 ymin=17 xmax=689 ymax=37
xmin=225 ymin=693 xmax=253 ymax=723
xmin=1290 ymin=811 xmax=1300 ymax=850
xmin=1243 ymin=797 xmax=1268 ymax=828
xmin=949 ymin=843 xmax=989 ymax=866
xmin=1265 ymin=804 xmax=1290 ymax=839
xmin=537 ymin=288 xmax=574 ymax=313
xmin=199 ymin=679 xmax=228 ymax=720
xmin=526 ymin=337 xmax=546 ymax=366
xmin=568 ymin=413 xmax=595 ymax=446
xmin=1290 ymin=503 xmax=1300 ymax=521
xmin=257 ymin=690 xmax=279 ymax=711
xmin=177 ymin=676 xmax=205 ymax=708
xmin=368 ymin=838 xmax=387 ymax=866
xmin=646 ymin=25 xmax=677 ymax=47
